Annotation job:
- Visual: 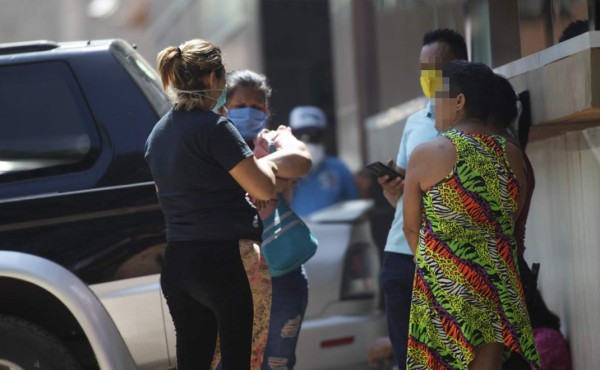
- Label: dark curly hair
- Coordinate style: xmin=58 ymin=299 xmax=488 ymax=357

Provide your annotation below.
xmin=559 ymin=19 xmax=589 ymax=42
xmin=444 ymin=60 xmax=495 ymax=122
xmin=423 ymin=28 xmax=468 ymax=60
xmin=225 ymin=69 xmax=272 ymax=104
xmin=491 ymin=74 xmax=518 ymax=128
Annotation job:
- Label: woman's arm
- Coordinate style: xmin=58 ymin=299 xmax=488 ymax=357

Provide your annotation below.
xmin=262 ymin=146 xmax=311 ymax=179
xmin=230 ymin=156 xmax=278 ymax=201
xmin=255 ymin=126 xmax=312 ymax=179
xmin=402 ymin=147 xmax=426 ymax=255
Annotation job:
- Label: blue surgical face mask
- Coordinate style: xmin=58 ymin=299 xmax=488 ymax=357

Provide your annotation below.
xmin=211 ymin=88 xmax=227 ymax=112
xmin=227 ymin=107 xmax=267 ymax=140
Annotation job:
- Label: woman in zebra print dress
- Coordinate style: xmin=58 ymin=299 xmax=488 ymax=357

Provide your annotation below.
xmin=402 ymin=61 xmax=540 ymax=370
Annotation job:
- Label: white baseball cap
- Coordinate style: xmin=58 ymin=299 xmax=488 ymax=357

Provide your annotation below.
xmin=289 ymin=106 xmax=327 ymax=130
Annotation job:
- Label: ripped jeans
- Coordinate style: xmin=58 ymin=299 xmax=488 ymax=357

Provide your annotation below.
xmin=262 ymin=266 xmax=308 ymax=370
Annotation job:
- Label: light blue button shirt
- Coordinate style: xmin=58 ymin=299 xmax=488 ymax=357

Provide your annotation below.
xmin=384 ymin=102 xmax=439 ymax=255
xmin=290 ymin=156 xmax=358 ymax=217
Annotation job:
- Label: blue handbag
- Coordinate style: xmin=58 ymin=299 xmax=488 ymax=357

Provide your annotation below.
xmin=260 ymin=139 xmax=318 ymax=277
xmin=261 ymin=193 xmax=318 ymax=277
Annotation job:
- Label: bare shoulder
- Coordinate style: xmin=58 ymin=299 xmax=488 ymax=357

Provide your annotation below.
xmin=409 ymin=135 xmax=456 ymax=191
xmin=410 ymin=136 xmax=453 ymax=164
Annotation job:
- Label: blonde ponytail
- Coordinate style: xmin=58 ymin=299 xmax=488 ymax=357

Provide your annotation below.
xmin=156 ymin=39 xmax=225 ymax=110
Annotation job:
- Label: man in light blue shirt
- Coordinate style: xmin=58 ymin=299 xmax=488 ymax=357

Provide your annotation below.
xmin=383 ymin=102 xmax=438 ymax=255
xmin=376 ymin=29 xmax=468 ymax=370
xmin=289 ymin=106 xmax=358 ymax=217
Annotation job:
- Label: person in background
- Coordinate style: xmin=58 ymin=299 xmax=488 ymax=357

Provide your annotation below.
xmin=490 ymin=74 xmax=572 ymax=370
xmin=375 ymin=28 xmax=468 ymax=370
xmin=488 ymin=75 xmax=535 ymax=259
xmin=403 ymin=60 xmax=540 ymax=369
xmin=559 ymin=19 xmax=589 ymax=42
xmin=488 ymin=74 xmax=537 ymax=370
xmin=217 ymin=69 xmax=312 ymax=370
xmin=288 ymin=105 xmax=358 ymax=217
xmin=368 ymin=336 xmax=396 ymax=369
xmin=145 ymin=39 xmax=280 ymax=370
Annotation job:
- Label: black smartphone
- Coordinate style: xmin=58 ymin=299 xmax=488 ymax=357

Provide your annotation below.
xmin=366 ymin=161 xmax=404 ymax=180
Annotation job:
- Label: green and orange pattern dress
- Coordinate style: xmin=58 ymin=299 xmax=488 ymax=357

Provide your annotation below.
xmin=407 ymin=130 xmax=540 ymax=369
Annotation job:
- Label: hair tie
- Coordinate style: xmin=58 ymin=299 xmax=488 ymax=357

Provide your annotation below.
xmin=176 ymin=47 xmax=183 ymax=57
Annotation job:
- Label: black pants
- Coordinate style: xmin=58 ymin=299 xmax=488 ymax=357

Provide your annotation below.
xmin=161 ymin=239 xmax=268 ymax=370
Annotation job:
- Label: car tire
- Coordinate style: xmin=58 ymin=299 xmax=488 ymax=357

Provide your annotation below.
xmin=0 ymin=315 xmax=82 ymax=370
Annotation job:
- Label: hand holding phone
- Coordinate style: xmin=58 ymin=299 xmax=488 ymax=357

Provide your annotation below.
xmin=366 ymin=161 xmax=404 ymax=181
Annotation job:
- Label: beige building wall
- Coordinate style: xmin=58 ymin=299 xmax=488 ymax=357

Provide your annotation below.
xmin=494 ymin=31 xmax=600 ymax=369
xmin=329 ymin=0 xmax=363 ymax=172
xmin=373 ymin=3 xmax=466 ymax=111
xmin=525 ymin=126 xmax=600 ymax=369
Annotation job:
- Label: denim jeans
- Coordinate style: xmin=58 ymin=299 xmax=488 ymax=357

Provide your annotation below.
xmin=262 ymin=266 xmax=308 ymax=370
xmin=381 ymin=252 xmax=415 ymax=370
xmin=161 ymin=239 xmax=271 ymax=370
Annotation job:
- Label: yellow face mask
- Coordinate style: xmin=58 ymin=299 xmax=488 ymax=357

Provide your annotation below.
xmin=420 ymin=69 xmax=444 ymax=99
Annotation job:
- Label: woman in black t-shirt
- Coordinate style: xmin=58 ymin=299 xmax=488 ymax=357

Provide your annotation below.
xmin=145 ymin=39 xmax=282 ymax=370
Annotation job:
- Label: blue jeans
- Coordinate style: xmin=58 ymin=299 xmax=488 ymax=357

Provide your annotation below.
xmin=262 ymin=266 xmax=308 ymax=370
xmin=381 ymin=252 xmax=415 ymax=370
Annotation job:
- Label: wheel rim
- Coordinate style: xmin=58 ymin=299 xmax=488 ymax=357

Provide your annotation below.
xmin=0 ymin=360 xmax=26 ymax=370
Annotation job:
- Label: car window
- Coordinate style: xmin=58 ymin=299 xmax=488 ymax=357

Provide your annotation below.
xmin=0 ymin=61 xmax=97 ymax=181
xmin=110 ymin=42 xmax=172 ymax=117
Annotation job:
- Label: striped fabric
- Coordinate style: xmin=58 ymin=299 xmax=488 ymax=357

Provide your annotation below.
xmin=407 ymin=129 xmax=540 ymax=369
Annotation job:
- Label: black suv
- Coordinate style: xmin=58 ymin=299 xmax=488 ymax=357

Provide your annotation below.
xmin=0 ymin=39 xmax=171 ymax=370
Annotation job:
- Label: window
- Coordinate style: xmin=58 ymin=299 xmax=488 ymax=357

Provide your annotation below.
xmin=0 ymin=61 xmax=98 ymax=180
xmin=110 ymin=43 xmax=172 ymax=117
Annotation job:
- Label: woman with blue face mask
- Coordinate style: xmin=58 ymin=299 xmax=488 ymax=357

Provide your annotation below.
xmin=212 ymin=70 xmax=312 ymax=370
xmin=145 ymin=41 xmax=281 ymax=370
xmin=223 ymin=70 xmax=270 ymax=142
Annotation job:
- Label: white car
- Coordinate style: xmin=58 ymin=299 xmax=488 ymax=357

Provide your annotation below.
xmin=90 ymin=200 xmax=386 ymax=370
xmin=297 ymin=200 xmax=387 ymax=370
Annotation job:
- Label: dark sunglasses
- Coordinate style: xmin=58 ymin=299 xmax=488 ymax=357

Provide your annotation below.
xmin=292 ymin=128 xmax=324 ymax=144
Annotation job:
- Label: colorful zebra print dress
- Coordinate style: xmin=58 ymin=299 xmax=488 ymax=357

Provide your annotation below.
xmin=407 ymin=129 xmax=540 ymax=369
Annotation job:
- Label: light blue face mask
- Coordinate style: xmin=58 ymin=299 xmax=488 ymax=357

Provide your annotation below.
xmin=170 ymin=86 xmax=227 ymax=112
xmin=227 ymin=107 xmax=267 ymax=140
xmin=211 ymin=88 xmax=227 ymax=112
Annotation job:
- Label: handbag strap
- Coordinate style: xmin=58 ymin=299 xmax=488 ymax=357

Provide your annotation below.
xmin=276 ymin=192 xmax=286 ymax=204
xmin=268 ymin=139 xmax=285 ymax=204
xmin=267 ymin=138 xmax=296 ymax=209
xmin=268 ymin=140 xmax=276 ymax=154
